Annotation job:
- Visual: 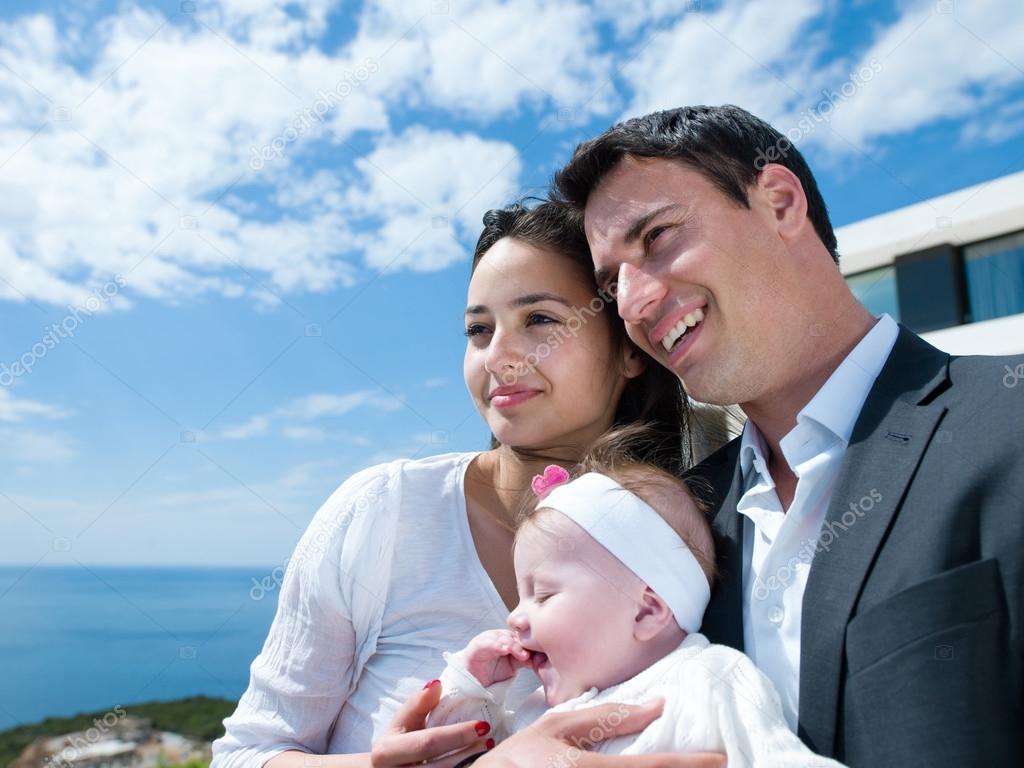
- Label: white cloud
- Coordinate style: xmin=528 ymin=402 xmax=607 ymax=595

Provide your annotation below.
xmin=220 ymin=388 xmax=403 ymax=440
xmin=820 ymin=0 xmax=1024 ymax=152
xmin=616 ymin=0 xmax=1024 ymax=163
xmin=618 ymin=0 xmax=824 ymax=126
xmin=359 ymin=0 xmax=615 ymax=119
xmin=0 ymin=1 xmax=529 ymax=309
xmin=346 ymin=126 xmax=522 ymax=271
xmin=221 ymin=414 xmax=270 ymax=439
xmin=0 ymin=427 xmax=77 ymax=462
xmin=0 ymin=389 xmax=71 ymax=422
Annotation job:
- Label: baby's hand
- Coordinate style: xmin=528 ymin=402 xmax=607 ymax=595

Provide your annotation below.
xmin=462 ymin=629 xmax=533 ymax=687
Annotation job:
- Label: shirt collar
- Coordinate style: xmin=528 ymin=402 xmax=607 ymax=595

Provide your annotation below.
xmin=739 ymin=314 xmax=899 ymax=481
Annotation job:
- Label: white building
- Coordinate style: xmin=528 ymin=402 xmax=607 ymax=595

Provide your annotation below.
xmin=836 ymin=169 xmax=1024 ymax=356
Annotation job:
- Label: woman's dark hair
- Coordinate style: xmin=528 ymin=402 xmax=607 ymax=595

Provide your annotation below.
xmin=552 ymin=104 xmax=839 ymax=263
xmin=471 ymin=198 xmax=694 ymax=476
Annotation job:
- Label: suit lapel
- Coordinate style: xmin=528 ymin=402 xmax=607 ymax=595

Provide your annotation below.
xmin=797 ymin=327 xmax=950 ymax=755
xmin=694 ymin=441 xmax=746 ymax=651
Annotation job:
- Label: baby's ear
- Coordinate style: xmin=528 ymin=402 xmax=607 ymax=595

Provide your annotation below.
xmin=633 ymin=586 xmax=675 ymax=641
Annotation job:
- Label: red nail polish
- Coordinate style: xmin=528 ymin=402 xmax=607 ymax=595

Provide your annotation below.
xmin=422 ymin=679 xmax=441 ymax=689
xmin=486 ymin=738 xmax=495 ymax=750
xmin=475 ymin=721 xmax=490 ymax=736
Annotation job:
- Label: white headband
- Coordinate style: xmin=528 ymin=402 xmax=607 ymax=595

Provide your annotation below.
xmin=537 ymin=472 xmax=710 ymax=634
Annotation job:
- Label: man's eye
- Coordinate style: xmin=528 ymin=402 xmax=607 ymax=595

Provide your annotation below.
xmin=644 ymin=226 xmax=668 ymax=250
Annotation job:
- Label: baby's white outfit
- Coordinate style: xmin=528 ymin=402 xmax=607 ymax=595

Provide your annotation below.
xmin=429 ymin=632 xmax=845 ymax=767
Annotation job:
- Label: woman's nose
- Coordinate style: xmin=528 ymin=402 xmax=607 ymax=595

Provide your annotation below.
xmin=616 ymin=263 xmax=665 ymax=325
xmin=484 ymin=328 xmax=526 ymax=384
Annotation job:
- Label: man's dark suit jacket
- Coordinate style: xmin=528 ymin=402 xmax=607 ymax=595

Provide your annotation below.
xmin=691 ymin=325 xmax=1023 ymax=766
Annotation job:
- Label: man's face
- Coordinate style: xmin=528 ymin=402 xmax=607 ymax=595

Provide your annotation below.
xmin=584 ymin=156 xmax=797 ymax=406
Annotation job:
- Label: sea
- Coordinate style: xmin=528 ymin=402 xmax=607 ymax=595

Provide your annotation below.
xmin=0 ymin=565 xmax=281 ymax=731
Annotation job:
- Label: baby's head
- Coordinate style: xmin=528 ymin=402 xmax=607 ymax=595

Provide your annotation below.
xmin=507 ymin=426 xmax=716 ymax=706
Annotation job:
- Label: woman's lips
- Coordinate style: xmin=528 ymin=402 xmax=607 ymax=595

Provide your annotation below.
xmin=489 ymin=390 xmax=541 ymax=409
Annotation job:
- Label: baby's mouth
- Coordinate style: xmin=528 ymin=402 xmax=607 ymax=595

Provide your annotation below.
xmin=530 ymin=651 xmax=549 ymax=673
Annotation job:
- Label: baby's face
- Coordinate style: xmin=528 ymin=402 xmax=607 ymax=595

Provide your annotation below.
xmin=507 ymin=510 xmax=646 ymax=705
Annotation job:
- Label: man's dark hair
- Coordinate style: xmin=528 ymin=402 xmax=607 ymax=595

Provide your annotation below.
xmin=552 ymin=104 xmax=839 ymax=263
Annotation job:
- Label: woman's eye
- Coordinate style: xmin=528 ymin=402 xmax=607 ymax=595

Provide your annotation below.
xmin=464 ymin=324 xmax=491 ymax=338
xmin=527 ymin=313 xmax=556 ymax=327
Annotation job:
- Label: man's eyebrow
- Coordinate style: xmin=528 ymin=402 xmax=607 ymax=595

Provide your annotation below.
xmin=465 ymin=292 xmax=573 ymax=315
xmin=593 ymin=203 xmax=681 ymax=288
xmin=624 ymin=203 xmax=680 ymax=244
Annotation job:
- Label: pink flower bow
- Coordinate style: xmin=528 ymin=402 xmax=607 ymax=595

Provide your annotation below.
xmin=531 ymin=464 xmax=570 ymax=500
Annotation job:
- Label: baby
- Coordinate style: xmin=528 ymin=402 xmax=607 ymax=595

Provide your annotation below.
xmin=427 ymin=432 xmax=846 ymax=766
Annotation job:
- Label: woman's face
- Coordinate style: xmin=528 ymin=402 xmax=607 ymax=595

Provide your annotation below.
xmin=463 ymin=237 xmax=643 ymax=454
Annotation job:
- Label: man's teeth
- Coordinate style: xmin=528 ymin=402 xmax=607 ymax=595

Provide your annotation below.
xmin=660 ymin=308 xmax=705 ymax=352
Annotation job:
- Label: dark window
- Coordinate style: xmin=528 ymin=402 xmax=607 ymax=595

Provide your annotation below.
xmin=846 ymin=266 xmax=900 ymax=321
xmin=893 ymin=244 xmax=967 ymax=333
xmin=964 ymin=230 xmax=1024 ymax=322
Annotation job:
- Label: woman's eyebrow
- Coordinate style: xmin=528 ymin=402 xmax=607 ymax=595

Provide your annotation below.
xmin=510 ymin=292 xmax=572 ymax=309
xmin=465 ymin=292 xmax=573 ymax=315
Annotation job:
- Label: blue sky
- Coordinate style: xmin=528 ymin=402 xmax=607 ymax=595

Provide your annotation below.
xmin=2 ymin=0 xmax=1023 ymax=567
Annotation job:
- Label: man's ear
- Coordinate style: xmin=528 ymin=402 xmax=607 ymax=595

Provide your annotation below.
xmin=756 ymin=163 xmax=808 ymax=243
xmin=633 ymin=586 xmax=675 ymax=642
xmin=621 ymin=342 xmax=648 ymax=380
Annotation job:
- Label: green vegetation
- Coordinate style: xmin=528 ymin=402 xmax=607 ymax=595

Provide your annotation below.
xmin=0 ymin=696 xmax=233 ymax=768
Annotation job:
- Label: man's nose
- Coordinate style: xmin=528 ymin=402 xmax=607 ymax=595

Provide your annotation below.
xmin=615 ymin=263 xmax=665 ymax=325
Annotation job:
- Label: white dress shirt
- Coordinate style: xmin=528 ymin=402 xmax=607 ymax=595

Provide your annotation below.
xmin=737 ymin=314 xmax=899 ymax=731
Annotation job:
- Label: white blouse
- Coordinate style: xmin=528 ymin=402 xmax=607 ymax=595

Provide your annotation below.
xmin=211 ymin=451 xmax=541 ymax=768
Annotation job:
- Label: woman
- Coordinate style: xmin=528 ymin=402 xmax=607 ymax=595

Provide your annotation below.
xmin=211 ymin=200 xmax=691 ymax=768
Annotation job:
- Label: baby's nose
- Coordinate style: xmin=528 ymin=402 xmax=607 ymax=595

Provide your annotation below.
xmin=507 ymin=604 xmax=529 ymax=633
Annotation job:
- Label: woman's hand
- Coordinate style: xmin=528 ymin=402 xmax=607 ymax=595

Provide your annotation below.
xmin=462 ymin=629 xmax=532 ymax=687
xmin=370 ymin=680 xmax=495 ymax=767
xmin=473 ymin=698 xmax=726 ymax=767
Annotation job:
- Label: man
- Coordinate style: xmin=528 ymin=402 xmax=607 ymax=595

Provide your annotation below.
xmin=479 ymin=105 xmax=1023 ymax=765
